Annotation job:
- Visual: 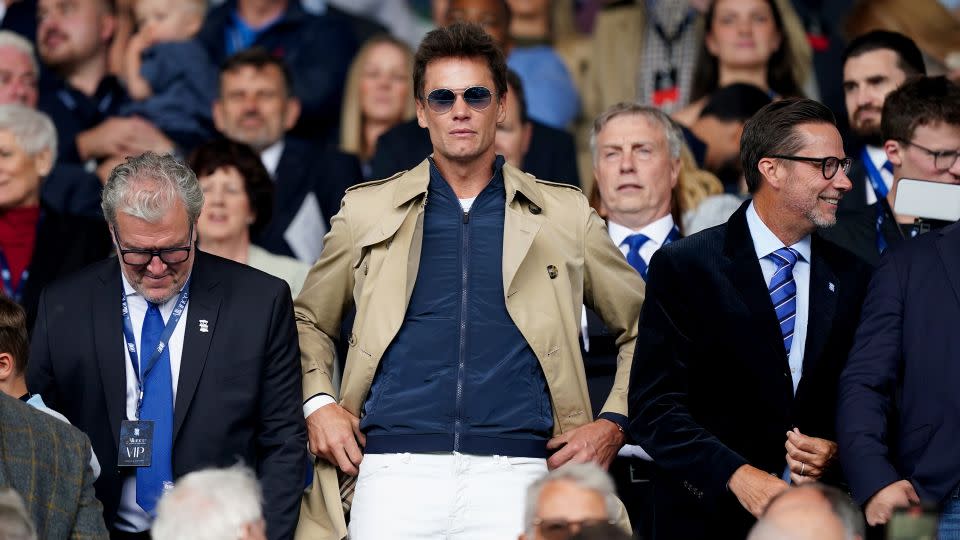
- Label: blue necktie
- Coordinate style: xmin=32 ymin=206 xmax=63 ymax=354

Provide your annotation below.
xmin=136 ymin=303 xmax=174 ymax=515
xmin=622 ymin=234 xmax=650 ymax=279
xmin=875 ymin=160 xmax=894 ymax=255
xmin=767 ymin=248 xmax=799 ymax=356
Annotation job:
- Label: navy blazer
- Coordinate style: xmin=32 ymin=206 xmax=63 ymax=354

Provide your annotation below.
xmin=838 ymin=221 xmax=960 ymax=506
xmin=27 ymin=252 xmax=306 ymax=540
xmin=628 ymin=202 xmax=871 ymax=539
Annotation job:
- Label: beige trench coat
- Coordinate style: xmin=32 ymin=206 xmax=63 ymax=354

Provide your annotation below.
xmin=293 ymin=159 xmax=645 ymax=539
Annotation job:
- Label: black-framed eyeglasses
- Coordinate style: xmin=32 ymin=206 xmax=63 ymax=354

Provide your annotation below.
xmin=768 ymin=154 xmax=853 ymax=180
xmin=425 ymin=86 xmax=495 ymax=113
xmin=898 ymin=139 xmax=960 ymax=171
xmin=533 ymin=518 xmax=618 ymax=540
xmin=112 ymin=224 xmax=194 ymax=266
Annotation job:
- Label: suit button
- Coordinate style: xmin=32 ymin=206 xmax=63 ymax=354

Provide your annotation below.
xmin=529 ymin=203 xmax=541 ymax=215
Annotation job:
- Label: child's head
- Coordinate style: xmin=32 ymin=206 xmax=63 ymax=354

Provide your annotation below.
xmin=134 ymin=0 xmax=205 ymax=43
xmin=0 ymin=296 xmax=28 ymax=394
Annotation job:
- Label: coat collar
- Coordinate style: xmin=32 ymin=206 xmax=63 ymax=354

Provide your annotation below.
xmin=391 ymin=157 xmax=546 ymax=211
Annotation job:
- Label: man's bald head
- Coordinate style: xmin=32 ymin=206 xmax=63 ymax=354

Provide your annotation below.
xmin=748 ymin=485 xmax=864 ymax=540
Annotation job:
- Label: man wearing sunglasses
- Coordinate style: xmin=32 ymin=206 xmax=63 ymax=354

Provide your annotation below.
xmin=27 ymin=152 xmax=307 ymax=540
xmin=628 ymin=99 xmax=871 ymax=539
xmin=295 ymin=22 xmax=641 ymax=540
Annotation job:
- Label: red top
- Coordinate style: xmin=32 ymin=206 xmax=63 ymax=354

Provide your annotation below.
xmin=0 ymin=206 xmax=40 ymax=290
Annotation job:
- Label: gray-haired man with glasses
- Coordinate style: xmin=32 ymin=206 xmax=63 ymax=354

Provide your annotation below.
xmin=28 ymin=152 xmax=306 ymax=540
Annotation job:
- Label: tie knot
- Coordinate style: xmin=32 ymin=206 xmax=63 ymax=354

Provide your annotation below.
xmin=147 ymin=302 xmax=162 ymax=314
xmin=768 ymin=247 xmax=800 ymax=268
xmin=622 ymin=233 xmax=650 ymax=252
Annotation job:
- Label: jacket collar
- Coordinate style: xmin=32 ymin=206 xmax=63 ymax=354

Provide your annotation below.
xmin=392 ymin=156 xmax=546 ymax=210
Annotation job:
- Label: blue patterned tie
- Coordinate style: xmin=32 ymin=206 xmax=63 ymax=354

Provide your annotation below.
xmin=136 ymin=303 xmax=174 ymax=515
xmin=622 ymin=234 xmax=650 ymax=279
xmin=767 ymin=248 xmax=799 ymax=355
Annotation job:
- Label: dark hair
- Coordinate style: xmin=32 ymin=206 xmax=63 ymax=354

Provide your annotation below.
xmin=882 ymin=76 xmax=960 ymax=143
xmin=187 ymin=138 xmax=274 ymax=236
xmin=505 ymin=69 xmax=528 ymax=124
xmin=413 ymin=22 xmax=508 ymax=103
xmin=220 ymin=48 xmax=295 ymax=98
xmin=700 ymin=83 xmax=774 ymax=123
xmin=692 ymin=0 xmax=802 ymax=102
xmin=740 ymin=98 xmax=837 ymax=193
xmin=842 ymin=30 xmax=926 ymax=77
xmin=568 ymin=523 xmax=632 ymax=540
xmin=0 ymin=296 xmax=28 ymax=375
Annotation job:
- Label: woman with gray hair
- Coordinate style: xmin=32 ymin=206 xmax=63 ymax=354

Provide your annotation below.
xmin=0 ymin=104 xmax=110 ymax=332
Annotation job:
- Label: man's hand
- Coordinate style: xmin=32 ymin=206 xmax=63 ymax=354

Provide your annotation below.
xmin=865 ymin=480 xmax=920 ymax=526
xmin=305 ymin=403 xmax=366 ymax=476
xmin=728 ymin=464 xmax=789 ymax=517
xmin=785 ymin=428 xmax=838 ymax=484
xmin=546 ymin=419 xmax=625 ymax=470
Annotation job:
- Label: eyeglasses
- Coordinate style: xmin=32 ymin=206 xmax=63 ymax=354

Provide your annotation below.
xmin=112 ymin=224 xmax=194 ymax=266
xmin=899 ymin=140 xmax=960 ymax=171
xmin=425 ymin=86 xmax=495 ymax=113
xmin=533 ymin=518 xmax=617 ymax=540
xmin=768 ymin=155 xmax=853 ymax=180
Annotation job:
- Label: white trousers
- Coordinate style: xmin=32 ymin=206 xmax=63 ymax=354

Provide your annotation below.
xmin=348 ymin=452 xmax=548 ymax=540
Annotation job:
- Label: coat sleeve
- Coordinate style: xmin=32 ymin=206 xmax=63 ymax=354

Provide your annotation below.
xmin=27 ymin=288 xmax=59 ymax=410
xmin=70 ymin=435 xmax=109 ymax=540
xmin=837 ymin=251 xmax=905 ymax=505
xmin=627 ymin=248 xmax=748 ymax=504
xmin=581 ymin=204 xmax=644 ymax=418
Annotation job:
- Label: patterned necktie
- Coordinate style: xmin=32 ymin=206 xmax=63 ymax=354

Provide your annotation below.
xmin=136 ymin=303 xmax=174 ymax=516
xmin=622 ymin=233 xmax=651 ymax=279
xmin=767 ymin=248 xmax=800 ymax=355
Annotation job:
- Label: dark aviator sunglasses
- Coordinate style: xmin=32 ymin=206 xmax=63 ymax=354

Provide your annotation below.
xmin=425 ymin=86 xmax=495 ymax=113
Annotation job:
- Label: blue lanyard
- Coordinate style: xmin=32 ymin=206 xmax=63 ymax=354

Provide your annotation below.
xmin=121 ymin=281 xmax=190 ymax=418
xmin=861 ymin=147 xmax=892 ymax=200
xmin=0 ymin=250 xmax=28 ymax=303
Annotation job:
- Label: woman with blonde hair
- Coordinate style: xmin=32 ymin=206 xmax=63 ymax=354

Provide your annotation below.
xmin=339 ymin=35 xmax=416 ymax=179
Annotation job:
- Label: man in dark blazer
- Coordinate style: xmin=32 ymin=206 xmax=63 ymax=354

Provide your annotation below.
xmin=213 ymin=48 xmax=361 ymax=264
xmin=628 ymin=99 xmax=871 ymax=539
xmin=27 ymin=153 xmax=306 ymax=540
xmin=0 ymin=392 xmax=108 ymax=538
xmin=837 ymin=150 xmax=960 ymax=534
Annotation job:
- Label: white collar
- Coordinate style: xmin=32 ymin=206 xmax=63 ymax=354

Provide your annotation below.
xmin=260 ymin=139 xmax=286 ymax=179
xmin=120 ymin=268 xmax=191 ymax=308
xmin=607 ymin=213 xmax=675 ymax=247
xmin=865 ymin=145 xmax=889 ymax=168
xmin=745 ymin=201 xmax=811 ymax=263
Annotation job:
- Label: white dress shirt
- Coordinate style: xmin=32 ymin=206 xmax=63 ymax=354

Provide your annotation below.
xmin=259 ymin=139 xmax=285 ymax=179
xmin=864 ymin=145 xmax=894 ymax=205
xmin=114 ymin=273 xmax=190 ymax=533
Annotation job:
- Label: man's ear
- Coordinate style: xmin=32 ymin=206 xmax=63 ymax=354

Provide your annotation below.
xmin=884 ymin=138 xmax=903 ymax=168
xmin=213 ymin=100 xmax=225 ymax=132
xmin=283 ymin=97 xmax=302 ymax=131
xmin=757 ymin=156 xmax=783 ymax=189
xmin=416 ymin=99 xmax=428 ymax=128
xmin=0 ymin=352 xmax=15 ymax=383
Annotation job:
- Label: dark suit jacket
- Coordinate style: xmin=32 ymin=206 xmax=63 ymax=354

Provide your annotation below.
xmin=368 ymin=118 xmax=581 ymax=187
xmin=21 ymin=207 xmax=112 ymax=334
xmin=27 ymin=252 xmax=306 ymax=540
xmin=0 ymin=392 xmax=108 ymax=539
xmin=255 ymin=136 xmax=362 ymax=260
xmin=838 ymin=222 xmax=960 ymax=506
xmin=627 ymin=202 xmax=871 ymax=539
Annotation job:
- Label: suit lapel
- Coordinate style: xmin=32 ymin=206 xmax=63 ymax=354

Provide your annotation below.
xmin=936 ymin=224 xmax=960 ymax=310
xmin=93 ymin=263 xmax=127 ymax=449
xmin=801 ymin=236 xmax=839 ymax=376
xmin=174 ymin=254 xmax=221 ymax=441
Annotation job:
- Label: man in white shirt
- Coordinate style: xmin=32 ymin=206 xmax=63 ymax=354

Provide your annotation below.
xmin=581 ymin=103 xmax=681 ymax=537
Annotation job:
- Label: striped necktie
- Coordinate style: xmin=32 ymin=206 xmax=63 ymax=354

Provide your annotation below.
xmin=767 ymin=248 xmax=800 ymax=355
xmin=622 ymin=234 xmax=650 ymax=279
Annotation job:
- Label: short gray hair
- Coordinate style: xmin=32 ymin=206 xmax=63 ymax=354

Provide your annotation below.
xmin=0 ymin=104 xmax=56 ymax=164
xmin=523 ymin=463 xmax=618 ymax=537
xmin=101 ymin=152 xmax=204 ymax=228
xmin=590 ymin=102 xmax=684 ymax=163
xmin=152 ymin=465 xmax=263 ymax=540
xmin=0 ymin=31 xmax=38 ymax=76
xmin=0 ymin=488 xmax=36 ymax=540
xmin=755 ymin=484 xmax=866 ymax=540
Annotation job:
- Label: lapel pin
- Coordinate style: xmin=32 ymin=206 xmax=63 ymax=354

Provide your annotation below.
xmin=828 ymin=282 xmax=836 ymax=292
xmin=198 ymin=319 xmax=209 ymax=333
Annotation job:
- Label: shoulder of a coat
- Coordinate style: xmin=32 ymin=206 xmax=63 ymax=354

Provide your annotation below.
xmin=532 ymin=175 xmax=584 ymax=193
xmin=344 ymin=170 xmax=406 ymax=193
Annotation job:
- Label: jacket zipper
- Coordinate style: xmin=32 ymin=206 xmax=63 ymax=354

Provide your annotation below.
xmin=455 ymin=208 xmax=470 ymax=451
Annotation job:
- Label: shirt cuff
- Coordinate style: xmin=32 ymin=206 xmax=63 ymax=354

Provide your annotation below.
xmin=303 ymin=393 xmax=336 ymax=418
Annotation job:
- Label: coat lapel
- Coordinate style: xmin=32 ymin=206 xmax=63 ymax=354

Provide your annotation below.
xmin=801 ymin=236 xmax=839 ymax=376
xmin=174 ymin=254 xmax=222 ymax=442
xmin=502 ymin=165 xmax=544 ymax=297
xmin=94 ymin=263 xmax=127 ymax=449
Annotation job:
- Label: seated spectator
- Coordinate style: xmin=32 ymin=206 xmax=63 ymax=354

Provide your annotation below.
xmin=339 ymin=35 xmax=415 ymax=179
xmin=0 ymin=31 xmax=37 ymax=107
xmin=0 ymin=105 xmax=110 ymax=333
xmin=153 ymin=465 xmax=266 ymax=540
xmin=673 ymin=0 xmax=811 ymax=126
xmin=519 ymin=463 xmax=623 ymax=540
xmin=213 ymin=48 xmax=362 ymax=263
xmin=686 ymin=83 xmax=773 ymax=189
xmin=196 ymin=0 xmax=359 ymax=142
xmin=747 ymin=484 xmax=865 ymax=540
xmin=0 ymin=488 xmax=36 ymax=540
xmin=449 ymin=0 xmax=580 ymax=129
xmin=0 ymin=392 xmax=107 ymax=538
xmin=188 ymin=138 xmax=309 ymax=297
xmin=494 ymin=70 xmax=533 ymax=168
xmin=118 ymin=0 xmax=218 ymax=152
